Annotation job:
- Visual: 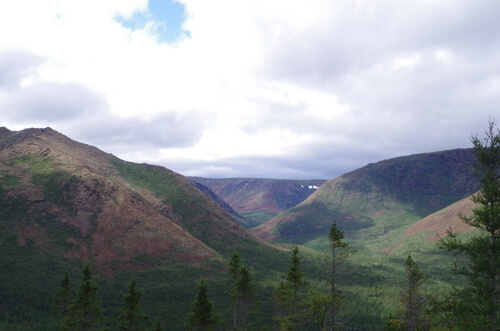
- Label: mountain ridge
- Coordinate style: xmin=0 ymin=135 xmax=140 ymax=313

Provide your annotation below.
xmin=252 ymin=148 xmax=480 ymax=244
xmin=0 ymin=127 xmax=271 ymax=276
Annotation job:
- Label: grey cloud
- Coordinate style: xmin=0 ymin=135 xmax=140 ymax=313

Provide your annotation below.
xmin=2 ymin=82 xmax=107 ymax=123
xmin=0 ymin=49 xmax=44 ymax=90
xmin=65 ymin=111 xmax=205 ymax=153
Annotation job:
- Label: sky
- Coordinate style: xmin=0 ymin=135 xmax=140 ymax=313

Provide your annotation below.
xmin=1 ymin=0 xmax=499 ymax=179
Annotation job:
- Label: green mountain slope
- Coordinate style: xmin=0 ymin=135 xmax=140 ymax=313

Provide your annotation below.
xmin=253 ymin=149 xmax=480 ymax=244
xmin=192 ymin=177 xmax=326 ymax=226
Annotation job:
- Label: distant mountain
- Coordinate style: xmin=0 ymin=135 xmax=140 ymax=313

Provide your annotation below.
xmin=191 ymin=177 xmax=326 ymax=227
xmin=0 ymin=127 xmax=270 ymax=276
xmin=253 ymin=149 xmax=480 ymax=244
xmin=187 ymin=178 xmax=251 ymax=227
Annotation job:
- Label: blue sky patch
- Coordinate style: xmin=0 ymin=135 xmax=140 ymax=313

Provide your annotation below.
xmin=117 ymin=0 xmax=189 ymax=42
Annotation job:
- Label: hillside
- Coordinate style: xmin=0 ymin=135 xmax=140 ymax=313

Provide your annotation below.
xmin=0 ymin=127 xmax=274 ymax=275
xmin=253 ymin=149 xmax=480 ymax=244
xmin=191 ymin=177 xmax=326 ymax=226
xmin=403 ymin=193 xmax=476 ymax=241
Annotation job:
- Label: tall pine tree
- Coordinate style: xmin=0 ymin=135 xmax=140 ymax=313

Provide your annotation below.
xmin=117 ymin=277 xmax=148 ymax=331
xmin=52 ymin=271 xmax=73 ymax=330
xmin=435 ymin=119 xmax=500 ymax=330
xmin=400 ymin=256 xmax=428 ymax=331
xmin=227 ymin=252 xmax=241 ymax=329
xmin=235 ymin=265 xmax=255 ymax=330
xmin=186 ymin=279 xmax=218 ymax=331
xmin=70 ymin=261 xmax=103 ymax=331
xmin=275 ymin=247 xmax=308 ymax=330
xmin=327 ymin=222 xmax=355 ymax=331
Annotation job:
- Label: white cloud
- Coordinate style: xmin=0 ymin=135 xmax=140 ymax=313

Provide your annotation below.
xmin=0 ymin=0 xmax=499 ymax=178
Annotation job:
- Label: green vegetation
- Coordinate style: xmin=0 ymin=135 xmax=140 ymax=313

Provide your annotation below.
xmin=186 ymin=279 xmax=218 ymax=331
xmin=117 ymin=277 xmax=149 ymax=331
xmin=432 ymin=120 xmax=500 ymax=330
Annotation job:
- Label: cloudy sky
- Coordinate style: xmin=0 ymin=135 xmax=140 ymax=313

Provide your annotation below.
xmin=1 ymin=0 xmax=499 ymax=179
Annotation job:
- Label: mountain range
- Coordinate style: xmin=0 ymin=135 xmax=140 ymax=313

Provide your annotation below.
xmin=0 ymin=126 xmax=483 ymax=330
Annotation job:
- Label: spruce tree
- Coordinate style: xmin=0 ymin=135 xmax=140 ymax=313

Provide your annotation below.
xmin=235 ymin=265 xmax=255 ymax=330
xmin=52 ymin=271 xmax=73 ymax=330
xmin=401 ymin=256 xmax=428 ymax=331
xmin=186 ymin=279 xmax=218 ymax=331
xmin=274 ymin=247 xmax=308 ymax=330
xmin=117 ymin=277 xmax=148 ymax=331
xmin=227 ymin=252 xmax=241 ymax=329
xmin=327 ymin=222 xmax=355 ymax=331
xmin=70 ymin=261 xmax=103 ymax=331
xmin=435 ymin=119 xmax=500 ymax=330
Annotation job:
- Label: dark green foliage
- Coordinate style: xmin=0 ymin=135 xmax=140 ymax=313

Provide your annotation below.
xmin=307 ymin=290 xmax=333 ymax=331
xmin=154 ymin=321 xmax=163 ymax=331
xmin=52 ymin=272 xmax=73 ymax=329
xmin=328 ymin=222 xmax=356 ymax=330
xmin=117 ymin=277 xmax=148 ymax=331
xmin=390 ymin=256 xmax=429 ymax=331
xmin=274 ymin=247 xmax=308 ymax=330
xmin=434 ymin=119 xmax=500 ymax=330
xmin=234 ymin=266 xmax=255 ymax=330
xmin=186 ymin=279 xmax=218 ymax=331
xmin=227 ymin=252 xmax=241 ymax=329
xmin=69 ymin=262 xmax=103 ymax=331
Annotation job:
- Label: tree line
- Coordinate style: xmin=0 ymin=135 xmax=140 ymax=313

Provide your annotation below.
xmin=51 ymin=120 xmax=500 ymax=330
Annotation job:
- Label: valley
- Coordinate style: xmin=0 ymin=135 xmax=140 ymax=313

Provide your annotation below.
xmin=0 ymin=127 xmax=488 ymax=330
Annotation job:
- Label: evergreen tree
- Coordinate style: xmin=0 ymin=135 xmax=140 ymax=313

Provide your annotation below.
xmin=327 ymin=222 xmax=355 ymax=330
xmin=274 ymin=247 xmax=308 ymax=330
xmin=52 ymin=271 xmax=73 ymax=330
xmin=435 ymin=119 xmax=500 ymax=330
xmin=186 ymin=279 xmax=218 ymax=331
xmin=117 ymin=277 xmax=148 ymax=331
xmin=227 ymin=252 xmax=241 ymax=329
xmin=70 ymin=261 xmax=103 ymax=331
xmin=401 ymin=256 xmax=428 ymax=331
xmin=235 ymin=265 xmax=255 ymax=330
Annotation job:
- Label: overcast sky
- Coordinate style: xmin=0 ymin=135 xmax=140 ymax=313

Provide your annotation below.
xmin=1 ymin=0 xmax=499 ymax=179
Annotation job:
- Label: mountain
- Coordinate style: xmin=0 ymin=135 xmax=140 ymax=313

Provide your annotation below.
xmin=191 ymin=177 xmax=326 ymax=227
xmin=0 ymin=127 xmax=270 ymax=276
xmin=1 ymin=127 xmax=295 ymax=330
xmin=253 ymin=149 xmax=480 ymax=244
xmin=186 ymin=178 xmax=250 ymax=227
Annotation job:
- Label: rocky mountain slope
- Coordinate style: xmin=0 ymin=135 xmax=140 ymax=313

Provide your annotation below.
xmin=253 ymin=149 xmax=480 ymax=244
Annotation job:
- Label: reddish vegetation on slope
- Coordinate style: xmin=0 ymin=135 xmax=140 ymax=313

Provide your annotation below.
xmin=403 ymin=194 xmax=476 ymax=241
xmin=0 ymin=128 xmax=227 ymax=276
